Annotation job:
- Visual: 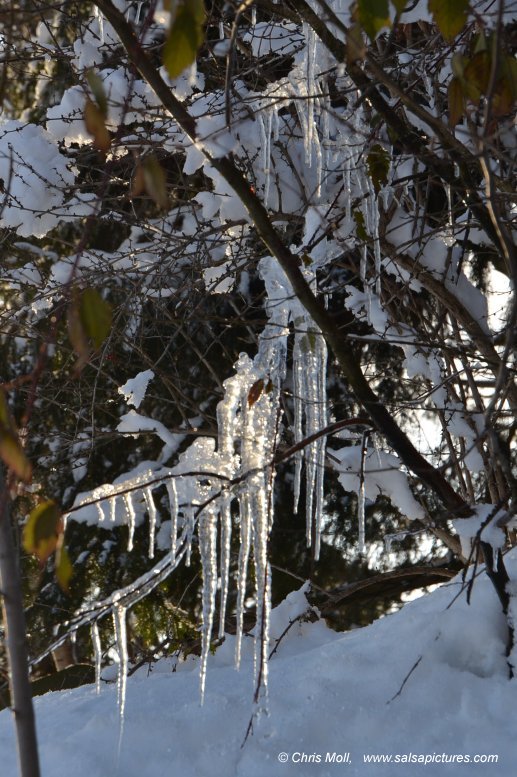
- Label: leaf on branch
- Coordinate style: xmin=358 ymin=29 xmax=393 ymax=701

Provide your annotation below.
xmin=464 ymin=51 xmax=491 ymax=100
xmin=55 ymin=542 xmax=73 ymax=592
xmin=163 ymin=0 xmax=205 ymax=79
xmin=447 ymin=77 xmax=465 ymax=126
xmin=0 ymin=391 xmax=32 ymax=482
xmin=428 ymin=0 xmax=469 ymax=42
xmin=23 ymin=500 xmax=62 ymax=564
xmin=142 ymin=155 xmax=170 ymax=211
xmin=346 ymin=23 xmax=367 ymax=63
xmin=0 ymin=430 xmax=32 ymax=483
xmin=367 ymin=144 xmax=390 ymax=194
xmin=68 ymin=288 xmax=112 ymax=372
xmin=248 ymin=378 xmax=265 ymax=407
xmin=84 ymin=99 xmax=111 ymax=153
xmin=80 ymin=288 xmax=112 ymax=349
xmin=85 ymin=69 xmax=108 ymax=117
xmin=355 ymin=0 xmax=391 ymax=41
xmin=353 ymin=209 xmax=369 ymax=241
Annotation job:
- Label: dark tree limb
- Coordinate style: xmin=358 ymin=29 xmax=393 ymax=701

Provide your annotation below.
xmin=0 ymin=468 xmax=41 ymax=777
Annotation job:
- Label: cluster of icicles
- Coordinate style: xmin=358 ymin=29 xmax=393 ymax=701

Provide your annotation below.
xmin=55 ymin=259 xmax=328 ymax=728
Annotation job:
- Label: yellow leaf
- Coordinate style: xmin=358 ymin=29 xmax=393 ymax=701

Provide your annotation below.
xmin=67 ymin=294 xmax=91 ymax=373
xmin=163 ymin=0 xmax=205 ymax=79
xmin=428 ymin=0 xmax=469 ymax=42
xmin=23 ymin=500 xmax=62 ymax=564
xmin=0 ymin=430 xmax=32 ymax=483
xmin=0 ymin=390 xmax=13 ymax=430
xmin=55 ymin=543 xmax=73 ymax=592
xmin=464 ymin=51 xmax=491 ymax=97
xmin=143 ymin=154 xmax=169 ymax=211
xmin=448 ymin=77 xmax=465 ymax=126
xmin=356 ymin=0 xmax=391 ymax=42
xmin=346 ymin=23 xmax=367 ymax=63
xmin=85 ymin=70 xmax=108 ymax=117
xmin=80 ymin=288 xmax=112 ymax=350
xmin=84 ymin=99 xmax=111 ymax=153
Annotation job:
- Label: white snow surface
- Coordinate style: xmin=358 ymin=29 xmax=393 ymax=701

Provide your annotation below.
xmin=1 ymin=566 xmax=516 ymax=776
xmin=118 ymin=370 xmax=155 ymax=409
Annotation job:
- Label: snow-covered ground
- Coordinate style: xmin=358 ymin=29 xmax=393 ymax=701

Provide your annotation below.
xmin=1 ymin=556 xmax=516 ymax=777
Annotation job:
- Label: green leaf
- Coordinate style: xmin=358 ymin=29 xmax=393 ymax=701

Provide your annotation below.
xmin=357 ymin=0 xmax=391 ymax=41
xmin=55 ymin=543 xmax=73 ymax=592
xmin=23 ymin=500 xmax=62 ymax=563
xmin=428 ymin=0 xmax=469 ymax=42
xmin=143 ymin=155 xmax=169 ymax=211
xmin=163 ymin=0 xmax=205 ymax=79
xmin=80 ymin=288 xmax=112 ymax=350
xmin=391 ymin=0 xmax=407 ymax=13
xmin=353 ymin=209 xmax=369 ymax=241
xmin=366 ymin=144 xmax=391 ymax=194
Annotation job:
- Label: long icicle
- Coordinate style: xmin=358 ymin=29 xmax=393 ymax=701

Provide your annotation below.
xmin=91 ymin=620 xmax=102 ymax=696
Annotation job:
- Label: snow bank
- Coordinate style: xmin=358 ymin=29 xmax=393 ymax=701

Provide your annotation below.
xmin=1 ymin=559 xmax=516 ymax=777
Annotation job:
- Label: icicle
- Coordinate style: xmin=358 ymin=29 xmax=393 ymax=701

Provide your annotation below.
xmin=96 ymin=501 xmax=107 ymax=523
xmin=250 ymin=474 xmax=271 ymax=693
xmin=304 ymin=23 xmax=317 ymax=166
xmin=357 ymin=431 xmax=370 ymax=555
xmin=235 ymin=491 xmax=251 ymax=669
xmin=166 ymin=478 xmax=178 ymax=558
xmin=134 ymin=1 xmax=144 ymax=25
xmin=143 ymin=487 xmax=156 ymax=559
xmin=219 ymin=20 xmax=224 ymax=39
xmin=198 ymin=510 xmax=218 ymax=704
xmin=312 ymin=334 xmax=328 ymax=561
xmin=109 ymin=496 xmax=117 ymax=523
xmin=365 ymin=179 xmax=382 ymax=297
xmin=292 ymin=322 xmax=327 ymax=558
xmin=272 ymin=104 xmax=280 ymax=142
xmin=184 ymin=506 xmax=195 ymax=567
xmin=258 ymin=109 xmax=271 ymax=206
xmin=95 ymin=6 xmax=105 ymax=45
xmin=123 ymin=493 xmax=136 ymax=552
xmin=292 ymin=327 xmax=304 ymax=515
xmin=218 ymin=493 xmax=232 ymax=639
xmin=251 ymin=4 xmax=257 ymax=26
xmin=113 ymin=602 xmax=128 ymax=752
xmin=91 ymin=620 xmax=102 ymax=695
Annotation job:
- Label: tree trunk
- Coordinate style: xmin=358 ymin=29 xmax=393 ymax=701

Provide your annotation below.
xmin=0 ymin=468 xmax=41 ymax=777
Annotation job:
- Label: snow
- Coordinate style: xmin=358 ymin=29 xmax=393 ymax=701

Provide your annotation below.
xmin=118 ymin=370 xmax=155 ymax=409
xmin=1 ymin=568 xmax=516 ymax=776
xmin=452 ymin=505 xmax=507 ymax=559
xmin=0 ymin=120 xmax=75 ymax=237
xmin=331 ymin=445 xmax=425 ymax=522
